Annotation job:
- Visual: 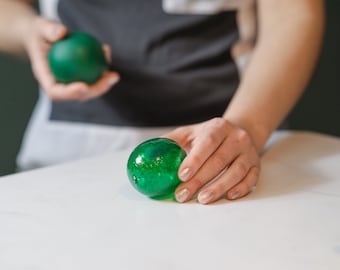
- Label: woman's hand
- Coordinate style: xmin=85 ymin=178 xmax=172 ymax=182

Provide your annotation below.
xmin=163 ymin=117 xmax=260 ymax=204
xmin=23 ymin=16 xmax=119 ymax=101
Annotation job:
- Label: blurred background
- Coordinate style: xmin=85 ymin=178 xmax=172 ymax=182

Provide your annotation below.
xmin=0 ymin=1 xmax=339 ymax=176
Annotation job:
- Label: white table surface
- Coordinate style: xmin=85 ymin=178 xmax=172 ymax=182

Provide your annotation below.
xmin=0 ymin=131 xmax=340 ymax=270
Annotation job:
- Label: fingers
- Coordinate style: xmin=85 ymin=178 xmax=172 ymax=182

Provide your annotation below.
xmin=226 ymin=166 xmax=259 ymax=200
xmin=79 ymin=72 xmax=120 ymax=101
xmin=30 ymin=43 xmax=56 ymax=91
xmin=176 ymin=159 xmax=259 ymax=204
xmin=176 ymin=150 xmax=258 ymax=204
xmin=177 ymin=133 xmax=226 ymax=182
xmin=44 ymin=72 xmax=120 ymax=101
xmin=182 ymin=135 xmax=241 ymax=185
xmin=176 ymin=118 xmax=229 ymax=181
xmin=197 ymin=154 xmax=257 ymax=204
xmin=162 ymin=126 xmax=193 ymax=151
xmin=27 ymin=18 xmax=67 ymax=90
xmin=174 ymin=138 xmax=241 ymax=202
xmin=25 ymin=17 xmax=63 ymax=93
xmin=171 ymin=118 xmax=260 ymax=204
xmin=35 ymin=17 xmax=67 ymax=43
xmin=45 ymin=81 xmax=89 ymax=101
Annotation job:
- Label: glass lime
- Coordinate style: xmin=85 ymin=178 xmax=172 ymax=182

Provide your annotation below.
xmin=127 ymin=138 xmax=186 ymax=198
xmin=48 ymin=32 xmax=108 ymax=84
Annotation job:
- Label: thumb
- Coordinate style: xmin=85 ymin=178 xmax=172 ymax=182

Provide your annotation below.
xmin=36 ymin=17 xmax=67 ymax=43
xmin=161 ymin=126 xmax=193 ymax=152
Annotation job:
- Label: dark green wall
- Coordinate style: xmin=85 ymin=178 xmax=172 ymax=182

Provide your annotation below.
xmin=0 ymin=1 xmax=339 ymax=176
xmin=289 ymin=0 xmax=340 ymax=134
xmin=0 ymin=54 xmax=38 ymax=176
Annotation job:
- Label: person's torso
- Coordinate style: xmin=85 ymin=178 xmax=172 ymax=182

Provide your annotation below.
xmin=40 ymin=0 xmax=255 ymax=126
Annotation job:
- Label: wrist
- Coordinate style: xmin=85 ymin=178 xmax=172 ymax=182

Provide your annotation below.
xmin=222 ymin=113 xmax=271 ymax=153
xmin=0 ymin=1 xmax=38 ymax=56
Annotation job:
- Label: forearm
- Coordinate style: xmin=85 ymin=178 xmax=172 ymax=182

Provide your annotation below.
xmin=224 ymin=0 xmax=325 ymax=151
xmin=0 ymin=0 xmax=37 ymax=55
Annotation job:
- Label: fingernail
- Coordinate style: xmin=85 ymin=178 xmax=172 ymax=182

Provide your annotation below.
xmin=198 ymin=191 xmax=214 ymax=204
xmin=108 ymin=77 xmax=119 ymax=87
xmin=230 ymin=190 xmax=240 ymax=200
xmin=179 ymin=168 xmax=191 ymax=181
xmin=175 ymin=189 xmax=190 ymax=203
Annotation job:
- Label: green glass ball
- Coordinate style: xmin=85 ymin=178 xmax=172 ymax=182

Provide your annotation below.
xmin=127 ymin=138 xmax=186 ymax=198
xmin=48 ymin=32 xmax=108 ymax=84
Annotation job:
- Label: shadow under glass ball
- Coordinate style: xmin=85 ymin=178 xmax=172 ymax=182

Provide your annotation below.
xmin=127 ymin=138 xmax=186 ymax=198
xmin=48 ymin=32 xmax=108 ymax=84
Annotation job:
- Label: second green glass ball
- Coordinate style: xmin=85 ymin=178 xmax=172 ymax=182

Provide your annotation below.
xmin=48 ymin=32 xmax=108 ymax=84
